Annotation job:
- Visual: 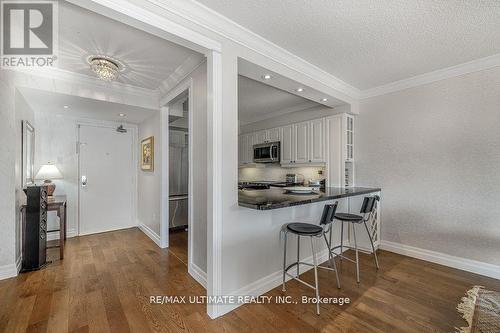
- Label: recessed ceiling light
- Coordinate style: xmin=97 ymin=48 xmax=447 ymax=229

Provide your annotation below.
xmin=296 ymin=88 xmax=304 ymax=92
xmin=118 ymin=113 xmax=126 ymax=117
xmin=262 ymin=74 xmax=272 ymax=80
xmin=321 ymin=98 xmax=328 ymax=102
xmin=63 ymin=105 xmax=69 ymax=109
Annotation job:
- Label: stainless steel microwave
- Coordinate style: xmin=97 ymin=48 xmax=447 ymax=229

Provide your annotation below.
xmin=253 ymin=142 xmax=280 ymax=163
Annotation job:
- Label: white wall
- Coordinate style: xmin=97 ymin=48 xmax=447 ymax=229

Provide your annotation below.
xmin=186 ymin=63 xmax=208 ymax=272
xmin=356 ymin=67 xmax=500 ymax=266
xmin=141 ymin=63 xmax=208 ymax=272
xmin=0 ymin=72 xmax=19 ymax=277
xmin=137 ymin=112 xmax=162 ymax=236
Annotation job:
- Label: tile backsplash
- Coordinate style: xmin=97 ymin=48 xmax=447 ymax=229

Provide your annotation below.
xmin=239 ymin=165 xmax=325 ymax=183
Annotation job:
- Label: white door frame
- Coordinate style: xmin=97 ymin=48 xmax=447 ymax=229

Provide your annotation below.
xmin=66 ymin=0 xmax=224 ymax=319
xmin=76 ymin=121 xmax=138 ymax=236
xmin=159 ymin=79 xmax=193 ymax=255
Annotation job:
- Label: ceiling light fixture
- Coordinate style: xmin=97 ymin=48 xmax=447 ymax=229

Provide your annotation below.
xmin=321 ymin=98 xmax=328 ymax=102
xmin=63 ymin=105 xmax=69 ymax=109
xmin=296 ymin=88 xmax=304 ymax=92
xmin=262 ymin=74 xmax=272 ymax=80
xmin=86 ymin=55 xmax=126 ymax=82
xmin=118 ymin=113 xmax=126 ymax=117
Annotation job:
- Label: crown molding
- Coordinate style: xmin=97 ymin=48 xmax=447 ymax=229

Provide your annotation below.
xmin=158 ymin=54 xmax=205 ymax=98
xmin=147 ymin=0 xmax=361 ymax=101
xmin=360 ymin=53 xmax=500 ymax=99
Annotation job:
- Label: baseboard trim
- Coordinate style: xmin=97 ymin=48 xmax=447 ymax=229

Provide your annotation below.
xmin=217 ymin=247 xmax=333 ymax=317
xmin=138 ymin=222 xmax=161 ymax=247
xmin=380 ymin=240 xmax=500 ymax=280
xmin=188 ymin=263 xmax=207 ymax=289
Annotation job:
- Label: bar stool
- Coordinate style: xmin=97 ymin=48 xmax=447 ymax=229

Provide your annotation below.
xmin=329 ymin=196 xmax=380 ymax=283
xmin=281 ymin=203 xmax=340 ymax=315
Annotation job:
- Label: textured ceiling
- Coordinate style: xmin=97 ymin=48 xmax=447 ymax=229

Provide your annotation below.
xmin=197 ymin=0 xmax=500 ymax=89
xmin=238 ymin=76 xmax=321 ymax=124
xmin=58 ymin=2 xmax=203 ymax=90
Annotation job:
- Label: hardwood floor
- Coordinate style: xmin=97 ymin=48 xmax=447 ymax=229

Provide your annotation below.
xmin=168 ymin=230 xmax=188 ymax=266
xmin=1 ymin=227 xmax=498 ymax=332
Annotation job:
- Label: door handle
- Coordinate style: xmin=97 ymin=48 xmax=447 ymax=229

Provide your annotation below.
xmin=81 ymin=175 xmax=87 ymax=187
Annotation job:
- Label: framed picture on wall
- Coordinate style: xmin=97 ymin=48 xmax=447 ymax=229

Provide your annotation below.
xmin=22 ymin=120 xmax=35 ymax=187
xmin=141 ymin=136 xmax=154 ymax=171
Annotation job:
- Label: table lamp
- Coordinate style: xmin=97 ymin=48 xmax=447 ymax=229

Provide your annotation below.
xmin=35 ymin=163 xmax=63 ymax=196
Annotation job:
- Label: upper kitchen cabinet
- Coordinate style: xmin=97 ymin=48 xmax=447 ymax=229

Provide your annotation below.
xmin=238 ymin=133 xmax=254 ymax=166
xmin=280 ymin=119 xmax=325 ymax=166
xmin=254 ymin=130 xmax=267 ymax=144
xmin=294 ymin=121 xmax=310 ymax=164
xmin=253 ymin=128 xmax=281 ymax=144
xmin=267 ymin=127 xmax=280 ymax=142
xmin=281 ymin=125 xmax=294 ymax=164
xmin=309 ymin=118 xmax=326 ymax=163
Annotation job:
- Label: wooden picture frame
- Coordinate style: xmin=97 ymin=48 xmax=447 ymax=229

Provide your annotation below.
xmin=141 ymin=136 xmax=154 ymax=171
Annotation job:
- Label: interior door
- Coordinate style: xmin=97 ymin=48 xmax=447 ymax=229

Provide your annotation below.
xmin=78 ymin=124 xmax=135 ymax=235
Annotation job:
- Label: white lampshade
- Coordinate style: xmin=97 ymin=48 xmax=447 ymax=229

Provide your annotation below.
xmin=35 ymin=164 xmax=63 ymax=180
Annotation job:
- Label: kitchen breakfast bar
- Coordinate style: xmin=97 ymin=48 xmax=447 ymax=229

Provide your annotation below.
xmin=238 ymin=186 xmax=381 ymax=210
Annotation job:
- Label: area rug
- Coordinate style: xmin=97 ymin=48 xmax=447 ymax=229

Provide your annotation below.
xmin=456 ymin=286 xmax=500 ymax=333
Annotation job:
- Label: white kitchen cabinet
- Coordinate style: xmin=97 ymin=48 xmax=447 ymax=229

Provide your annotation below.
xmin=280 ymin=125 xmax=294 ymax=164
xmin=325 ymin=113 xmax=354 ymax=186
xmin=255 ymin=130 xmax=267 ymax=144
xmin=238 ymin=133 xmax=254 ymax=166
xmin=294 ymin=121 xmax=309 ymax=163
xmin=267 ymin=127 xmax=280 ymax=142
xmin=309 ymin=118 xmax=325 ymax=163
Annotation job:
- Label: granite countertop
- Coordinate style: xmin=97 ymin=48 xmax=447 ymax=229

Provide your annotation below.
xmin=238 ymin=187 xmax=381 ymax=210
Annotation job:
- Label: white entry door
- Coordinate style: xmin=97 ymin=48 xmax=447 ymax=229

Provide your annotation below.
xmin=78 ymin=124 xmax=135 ymax=235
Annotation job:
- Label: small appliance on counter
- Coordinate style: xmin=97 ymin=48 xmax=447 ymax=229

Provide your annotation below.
xmin=308 ymin=179 xmax=322 ymax=187
xmin=285 ymin=173 xmax=304 ymax=185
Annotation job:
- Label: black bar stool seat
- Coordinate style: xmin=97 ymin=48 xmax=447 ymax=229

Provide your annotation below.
xmin=334 ymin=213 xmax=363 ymax=222
xmin=286 ymin=223 xmax=323 ymax=235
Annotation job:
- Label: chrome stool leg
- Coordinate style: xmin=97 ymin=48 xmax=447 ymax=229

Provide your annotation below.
xmin=282 ymin=230 xmax=288 ymax=291
xmin=323 ymin=232 xmax=341 ymax=289
xmin=364 ymin=221 xmax=379 ymax=270
xmin=352 ymin=224 xmax=360 ymax=283
xmin=296 ymin=235 xmax=300 ymax=277
xmin=310 ymin=236 xmax=320 ymax=315
xmin=340 ymin=221 xmax=344 ymax=259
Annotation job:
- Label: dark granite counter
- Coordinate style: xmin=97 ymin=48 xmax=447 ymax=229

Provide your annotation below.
xmin=238 ymin=187 xmax=381 ymax=210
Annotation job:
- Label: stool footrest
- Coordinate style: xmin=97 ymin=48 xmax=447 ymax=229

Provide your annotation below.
xmin=331 ymin=245 xmax=374 ymax=255
xmin=285 ymin=272 xmax=317 ymax=290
